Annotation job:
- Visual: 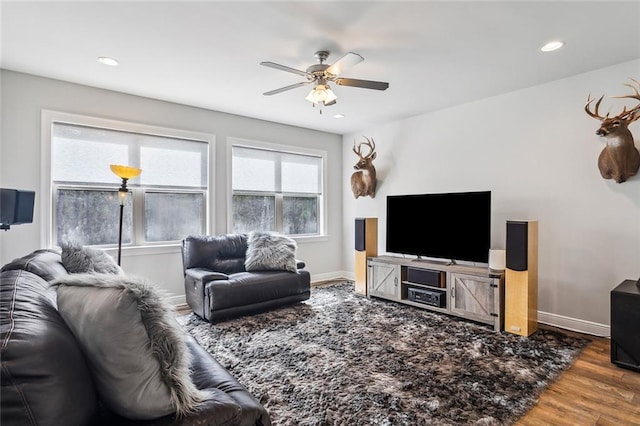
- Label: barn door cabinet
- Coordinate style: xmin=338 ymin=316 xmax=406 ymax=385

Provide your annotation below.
xmin=367 ymin=259 xmax=400 ymax=301
xmin=450 ymin=272 xmax=503 ymax=331
xmin=366 ymin=255 xmax=504 ymax=331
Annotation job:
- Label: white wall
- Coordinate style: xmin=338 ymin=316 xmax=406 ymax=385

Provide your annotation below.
xmin=0 ymin=70 xmax=345 ymax=302
xmin=342 ymin=59 xmax=640 ymax=335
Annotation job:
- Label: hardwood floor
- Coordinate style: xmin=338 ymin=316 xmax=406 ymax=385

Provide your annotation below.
xmin=176 ymin=289 xmax=640 ymax=425
xmin=517 ymin=327 xmax=640 ymax=426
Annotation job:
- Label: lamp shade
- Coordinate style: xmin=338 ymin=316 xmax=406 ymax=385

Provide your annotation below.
xmin=305 ymin=84 xmax=337 ymax=105
xmin=110 ymin=164 xmax=142 ymax=180
xmin=488 ymin=249 xmax=506 ymax=271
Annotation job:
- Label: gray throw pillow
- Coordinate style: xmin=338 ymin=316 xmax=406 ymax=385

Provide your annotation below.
xmin=51 ymin=273 xmax=211 ymax=420
xmin=60 ymin=242 xmax=123 ymax=275
xmin=245 ymin=231 xmax=298 ymax=273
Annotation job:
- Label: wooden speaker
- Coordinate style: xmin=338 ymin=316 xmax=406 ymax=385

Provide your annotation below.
xmin=505 ymin=220 xmax=538 ymax=336
xmin=355 ymin=217 xmax=377 ymax=295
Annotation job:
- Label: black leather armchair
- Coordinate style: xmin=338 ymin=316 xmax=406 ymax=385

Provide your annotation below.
xmin=181 ymin=234 xmax=311 ymax=322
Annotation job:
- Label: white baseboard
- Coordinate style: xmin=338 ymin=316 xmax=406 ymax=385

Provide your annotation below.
xmin=311 ymin=271 xmax=353 ymax=283
xmin=538 ymin=310 xmax=610 ymax=337
xmin=166 ymin=294 xmax=186 ymax=307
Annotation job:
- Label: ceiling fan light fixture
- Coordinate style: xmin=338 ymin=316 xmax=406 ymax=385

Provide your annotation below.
xmin=306 ymin=84 xmax=337 ymax=105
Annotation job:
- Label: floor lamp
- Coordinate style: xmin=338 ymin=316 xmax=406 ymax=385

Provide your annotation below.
xmin=110 ymin=164 xmax=142 ymax=266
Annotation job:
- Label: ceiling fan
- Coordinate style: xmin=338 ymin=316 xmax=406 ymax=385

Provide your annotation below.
xmin=260 ymin=50 xmax=389 ymax=111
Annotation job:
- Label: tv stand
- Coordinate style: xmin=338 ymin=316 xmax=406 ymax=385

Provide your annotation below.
xmin=367 ymin=255 xmax=504 ymax=331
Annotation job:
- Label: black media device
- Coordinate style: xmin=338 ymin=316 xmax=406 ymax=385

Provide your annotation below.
xmin=386 ymin=190 xmax=491 ymax=263
xmin=406 ymin=267 xmax=444 ymax=288
xmin=0 ymin=189 xmax=35 ymax=231
xmin=407 ymin=287 xmax=446 ymax=308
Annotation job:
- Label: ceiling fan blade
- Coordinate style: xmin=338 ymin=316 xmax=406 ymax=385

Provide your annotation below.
xmin=260 ymin=61 xmax=312 ymax=78
xmin=334 ymin=78 xmax=389 ymax=91
xmin=263 ymin=81 xmax=312 ymax=96
xmin=325 ymin=52 xmax=364 ymax=76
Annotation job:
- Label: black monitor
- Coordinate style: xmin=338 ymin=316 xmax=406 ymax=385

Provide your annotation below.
xmin=386 ymin=191 xmax=491 ymax=263
xmin=1 ymin=189 xmax=35 ymax=230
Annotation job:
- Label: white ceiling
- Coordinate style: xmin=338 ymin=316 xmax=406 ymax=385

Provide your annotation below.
xmin=2 ymin=1 xmax=639 ymax=135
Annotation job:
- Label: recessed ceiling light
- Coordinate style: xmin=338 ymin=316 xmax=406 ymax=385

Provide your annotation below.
xmin=540 ymin=41 xmax=564 ymax=52
xmin=333 ymin=114 xmax=345 ymax=119
xmin=98 ymin=56 xmax=119 ymax=66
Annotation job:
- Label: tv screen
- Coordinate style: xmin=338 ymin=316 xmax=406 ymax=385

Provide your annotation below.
xmin=386 ymin=191 xmax=491 ymax=263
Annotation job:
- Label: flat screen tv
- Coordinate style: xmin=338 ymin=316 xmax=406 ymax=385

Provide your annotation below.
xmin=386 ymin=191 xmax=491 ymax=263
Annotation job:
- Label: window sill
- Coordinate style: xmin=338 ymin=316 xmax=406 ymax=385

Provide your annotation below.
xmin=291 ymin=234 xmax=329 ymax=244
xmin=98 ymin=235 xmax=327 ymax=258
xmin=102 ymin=243 xmax=182 ymax=258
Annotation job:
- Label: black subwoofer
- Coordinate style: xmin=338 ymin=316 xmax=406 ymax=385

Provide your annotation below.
xmin=611 ymin=279 xmax=640 ymax=372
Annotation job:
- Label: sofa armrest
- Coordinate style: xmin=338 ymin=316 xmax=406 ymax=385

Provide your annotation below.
xmin=186 ymin=268 xmax=229 ymax=284
xmin=97 ymin=388 xmax=243 ymax=426
xmin=183 ymin=335 xmax=272 ymax=425
xmin=295 ymin=259 xmax=306 ymax=269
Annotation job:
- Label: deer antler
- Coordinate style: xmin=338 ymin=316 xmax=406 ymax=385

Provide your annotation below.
xmin=587 ymin=78 xmax=640 ymax=123
xmin=613 ymin=78 xmax=640 ymax=123
xmin=352 ymin=140 xmax=362 ymax=157
xmin=352 ymin=137 xmax=376 ymax=159
xmin=585 ymin=94 xmax=607 ymax=121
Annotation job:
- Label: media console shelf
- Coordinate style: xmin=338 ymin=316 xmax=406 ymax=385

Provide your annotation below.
xmin=367 ymin=255 xmax=505 ymax=331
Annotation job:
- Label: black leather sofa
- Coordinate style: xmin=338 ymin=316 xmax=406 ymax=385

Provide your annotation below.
xmin=0 ymin=249 xmax=272 ymax=426
xmin=182 ymin=234 xmax=311 ymax=322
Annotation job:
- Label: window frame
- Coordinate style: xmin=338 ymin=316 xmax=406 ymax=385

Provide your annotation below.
xmin=227 ymin=137 xmax=327 ymax=241
xmin=42 ymin=110 xmax=215 ymax=251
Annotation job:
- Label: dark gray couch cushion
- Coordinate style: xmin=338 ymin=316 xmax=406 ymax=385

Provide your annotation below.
xmin=0 ymin=270 xmax=98 ymax=426
xmin=182 ymin=234 xmax=248 ymax=274
xmin=207 ymin=270 xmax=311 ymax=311
xmin=0 ymin=249 xmax=68 ymax=282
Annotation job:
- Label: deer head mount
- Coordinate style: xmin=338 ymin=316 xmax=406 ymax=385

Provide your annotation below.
xmin=351 ymin=137 xmax=377 ymax=199
xmin=585 ymin=78 xmax=640 ymax=183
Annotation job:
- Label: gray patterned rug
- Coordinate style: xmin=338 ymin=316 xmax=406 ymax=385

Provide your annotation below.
xmin=178 ymin=282 xmax=590 ymax=426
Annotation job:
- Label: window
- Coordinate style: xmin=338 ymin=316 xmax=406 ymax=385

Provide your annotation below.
xmin=48 ymin=115 xmax=210 ymax=248
xmin=231 ymin=143 xmax=325 ymax=237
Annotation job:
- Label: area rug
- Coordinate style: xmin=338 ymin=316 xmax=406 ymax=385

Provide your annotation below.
xmin=178 ymin=282 xmax=590 ymax=426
